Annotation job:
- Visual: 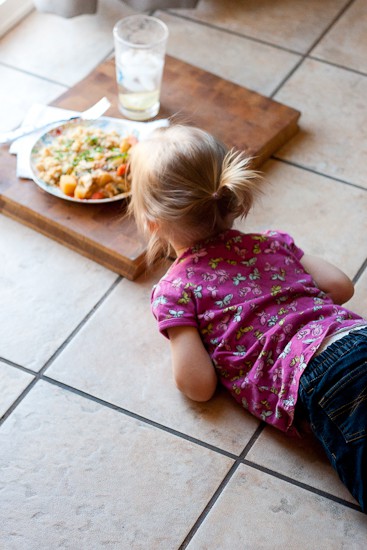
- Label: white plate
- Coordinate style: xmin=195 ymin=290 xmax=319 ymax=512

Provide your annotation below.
xmin=30 ymin=117 xmax=139 ymax=204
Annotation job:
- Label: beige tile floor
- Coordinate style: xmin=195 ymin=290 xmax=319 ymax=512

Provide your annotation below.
xmin=1 ymin=0 xmax=367 ymax=548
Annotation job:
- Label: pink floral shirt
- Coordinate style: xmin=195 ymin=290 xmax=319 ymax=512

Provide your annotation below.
xmin=151 ymin=230 xmax=365 ymax=434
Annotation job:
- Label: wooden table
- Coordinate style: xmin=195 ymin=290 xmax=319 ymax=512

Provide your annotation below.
xmin=0 ymin=56 xmax=300 ymax=280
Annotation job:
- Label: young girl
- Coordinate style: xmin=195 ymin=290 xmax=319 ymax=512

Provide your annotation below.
xmin=128 ymin=124 xmax=367 ymax=512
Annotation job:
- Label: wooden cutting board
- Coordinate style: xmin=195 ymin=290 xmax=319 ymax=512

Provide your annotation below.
xmin=0 ymin=56 xmax=300 ymax=280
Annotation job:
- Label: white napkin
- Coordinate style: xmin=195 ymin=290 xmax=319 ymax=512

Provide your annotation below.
xmin=9 ymin=104 xmax=77 ymax=179
xmin=10 ymin=103 xmax=169 ymax=179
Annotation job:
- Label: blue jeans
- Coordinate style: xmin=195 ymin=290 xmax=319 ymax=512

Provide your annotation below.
xmin=297 ymin=327 xmax=367 ymax=513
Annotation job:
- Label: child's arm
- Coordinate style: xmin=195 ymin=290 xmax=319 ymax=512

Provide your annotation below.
xmin=300 ymin=254 xmax=354 ymax=305
xmin=167 ymin=326 xmax=218 ymax=402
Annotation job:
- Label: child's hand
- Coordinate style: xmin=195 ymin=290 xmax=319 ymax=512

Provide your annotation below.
xmin=167 ymin=326 xmax=218 ymax=402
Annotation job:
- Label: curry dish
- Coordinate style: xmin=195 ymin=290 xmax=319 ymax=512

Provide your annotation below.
xmin=33 ymin=124 xmax=137 ymax=200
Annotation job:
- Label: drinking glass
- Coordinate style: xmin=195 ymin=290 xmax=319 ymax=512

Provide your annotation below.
xmin=113 ymin=15 xmax=169 ymax=121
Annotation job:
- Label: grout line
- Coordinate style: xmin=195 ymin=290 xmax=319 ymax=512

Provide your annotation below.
xmin=0 ymin=361 xmax=239 ymax=461
xmin=177 ymin=425 xmax=267 ymax=547
xmin=270 ymin=56 xmax=307 ymax=98
xmin=0 ymin=263 xmax=250 ymax=464
xmin=270 ymin=0 xmax=358 ymax=98
xmin=271 ymin=157 xmax=367 ymax=192
xmin=178 ymin=414 xmax=365 ymax=549
xmin=40 ymin=376 xmax=239 ymax=460
xmin=306 ymin=0 xmax=356 ymax=56
xmin=179 ymin=429 xmax=269 ymax=550
xmin=308 ymin=55 xmax=367 ymax=79
xmin=178 ymin=461 xmax=242 ymax=549
xmin=0 ymin=357 xmax=35 ymax=374
xmin=0 ymin=276 xmax=122 ymax=424
xmin=12 ymin=360 xmax=358 ymax=521
xmin=3 ymin=367 xmax=362 ymax=522
xmin=241 ymin=459 xmax=363 ymax=514
xmin=353 ymin=257 xmax=367 ymax=285
xmin=1 ymin=3 xmax=363 ymax=108
xmin=0 ymin=377 xmax=38 ymax=426
xmin=163 ymin=2 xmax=365 ymax=105
xmin=0 ymin=360 xmax=239 ymax=461
xmin=38 ymin=275 xmax=122 ymax=376
xmin=0 ymin=60 xmax=69 ymax=89
xmin=164 ymin=10 xmax=303 ymax=56
xmin=238 ymin=423 xmax=265 ymax=458
xmin=3 ymin=364 xmax=361 ymax=519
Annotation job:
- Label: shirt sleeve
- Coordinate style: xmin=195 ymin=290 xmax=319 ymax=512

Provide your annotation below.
xmin=151 ymin=278 xmax=198 ymax=339
xmin=266 ymin=230 xmax=305 ymax=261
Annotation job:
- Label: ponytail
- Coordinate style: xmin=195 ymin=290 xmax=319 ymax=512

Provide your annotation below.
xmin=214 ymin=149 xmax=262 ymax=218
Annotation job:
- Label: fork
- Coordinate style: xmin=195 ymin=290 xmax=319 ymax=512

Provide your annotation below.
xmin=0 ymin=97 xmax=111 ymax=145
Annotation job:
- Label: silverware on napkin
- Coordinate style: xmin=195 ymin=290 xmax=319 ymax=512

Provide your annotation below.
xmin=0 ymin=97 xmax=111 ymax=145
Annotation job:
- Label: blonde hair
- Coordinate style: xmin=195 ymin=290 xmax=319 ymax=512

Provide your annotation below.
xmin=128 ymin=125 xmax=261 ymax=265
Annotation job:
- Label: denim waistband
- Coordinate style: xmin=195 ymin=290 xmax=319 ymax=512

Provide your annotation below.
xmin=315 ymin=323 xmax=367 ymax=356
xmin=300 ymin=326 xmax=367 ymax=394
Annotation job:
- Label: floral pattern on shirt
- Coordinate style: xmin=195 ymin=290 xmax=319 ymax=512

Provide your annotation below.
xmin=151 ymin=230 xmax=365 ymax=434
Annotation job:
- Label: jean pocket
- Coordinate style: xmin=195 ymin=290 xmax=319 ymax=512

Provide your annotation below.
xmin=319 ymin=362 xmax=367 ymax=443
